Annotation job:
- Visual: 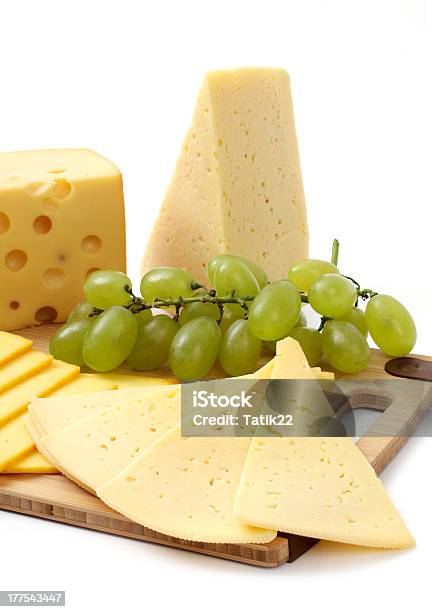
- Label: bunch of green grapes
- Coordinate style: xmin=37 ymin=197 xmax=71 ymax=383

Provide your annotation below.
xmin=49 ymin=244 xmax=417 ymax=380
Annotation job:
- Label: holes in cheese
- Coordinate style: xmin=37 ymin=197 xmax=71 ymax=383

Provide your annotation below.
xmin=97 ymin=424 xmax=276 ymax=544
xmin=35 ymin=306 xmax=58 ymax=323
xmin=0 ymin=148 xmax=126 ymax=330
xmin=234 ymin=437 xmax=415 ymax=549
xmin=33 ymin=387 xmax=182 ymax=493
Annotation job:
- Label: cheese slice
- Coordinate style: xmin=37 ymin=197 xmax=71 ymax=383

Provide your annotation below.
xmin=0 ymin=332 xmax=32 ymax=366
xmin=4 ymin=449 xmax=58 ymax=474
xmin=89 ymin=373 xmax=177 ymax=389
xmin=98 ymin=425 xmax=275 ymax=544
xmin=234 ymin=437 xmax=414 ymax=549
xmin=29 ymin=388 xmax=155 ymax=435
xmin=49 ymin=374 xmax=116 ymax=396
xmin=142 ymin=68 xmax=308 ymax=283
xmin=0 ymin=148 xmax=126 ymax=331
xmin=0 ymin=351 xmax=52 ymax=393
xmin=0 ymin=359 xmax=79 ymax=425
xmin=33 ymin=387 xmax=181 ymax=493
xmin=0 ymin=413 xmax=34 ymax=469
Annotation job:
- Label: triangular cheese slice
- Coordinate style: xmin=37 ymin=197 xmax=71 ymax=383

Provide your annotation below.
xmin=97 ymin=425 xmax=275 ymax=544
xmin=234 ymin=436 xmax=414 ymax=549
xmin=141 ymin=67 xmax=308 ymax=282
xmin=31 ymin=387 xmax=181 ymax=493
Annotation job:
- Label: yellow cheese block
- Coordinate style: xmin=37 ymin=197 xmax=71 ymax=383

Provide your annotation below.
xmin=4 ymin=449 xmax=58 ymax=474
xmin=0 ymin=359 xmax=79 ymax=425
xmin=33 ymin=387 xmax=181 ymax=493
xmin=0 ymin=332 xmax=32 ymax=365
xmin=234 ymin=437 xmax=415 ymax=549
xmin=29 ymin=388 xmax=154 ymax=435
xmin=49 ymin=374 xmax=117 ymax=396
xmin=98 ymin=425 xmax=276 ymax=544
xmin=0 ymin=148 xmax=126 ymax=330
xmin=142 ymin=68 xmax=308 ymax=283
xmin=0 ymin=351 xmax=52 ymax=393
xmin=0 ymin=413 xmax=34 ymax=469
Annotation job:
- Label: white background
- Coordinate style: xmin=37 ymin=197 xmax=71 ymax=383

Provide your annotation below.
xmin=0 ymin=0 xmax=431 ymax=610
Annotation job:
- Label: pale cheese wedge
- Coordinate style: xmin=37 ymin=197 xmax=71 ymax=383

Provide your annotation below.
xmin=32 ymin=386 xmax=181 ymax=493
xmin=97 ymin=425 xmax=276 ymax=544
xmin=0 ymin=332 xmax=33 ymax=366
xmin=0 ymin=351 xmax=52 ymax=394
xmin=29 ymin=388 xmax=156 ymax=435
xmin=4 ymin=449 xmax=58 ymax=474
xmin=234 ymin=437 xmax=415 ymax=549
xmin=0 ymin=360 xmax=79 ymax=425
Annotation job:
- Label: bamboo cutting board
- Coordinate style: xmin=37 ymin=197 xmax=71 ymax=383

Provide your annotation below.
xmin=0 ymin=324 xmax=430 ymax=567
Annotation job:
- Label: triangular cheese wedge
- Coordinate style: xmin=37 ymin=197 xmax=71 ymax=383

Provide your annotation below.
xmin=97 ymin=425 xmax=275 ymax=544
xmin=234 ymin=436 xmax=414 ymax=549
xmin=141 ymin=67 xmax=308 ymax=282
xmin=31 ymin=387 xmax=181 ymax=493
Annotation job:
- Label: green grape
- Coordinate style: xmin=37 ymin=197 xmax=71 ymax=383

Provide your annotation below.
xmin=262 ymin=340 xmax=277 ymax=355
xmin=134 ymin=308 xmax=153 ymax=324
xmin=248 ymin=281 xmax=301 ymax=341
xmin=140 ymin=267 xmax=195 ymax=303
xmin=289 ymin=327 xmax=323 ymax=367
xmin=338 ymin=307 xmax=368 ymax=337
xmin=308 ymin=274 xmax=357 ymax=318
xmin=219 ymin=319 xmax=262 ymax=376
xmin=127 ymin=314 xmax=179 ymax=371
xmin=83 ymin=306 xmax=138 ymax=372
xmin=178 ymin=302 xmax=220 ymax=326
xmin=321 ymin=320 xmax=369 ymax=374
xmin=169 ymin=317 xmax=221 ymax=381
xmin=49 ymin=319 xmax=92 ymax=366
xmin=218 ymin=308 xmax=243 ymax=336
xmin=212 ymin=258 xmax=260 ymax=320
xmin=67 ymin=301 xmax=93 ymax=323
xmin=207 ymin=254 xmax=268 ymax=289
xmin=365 ymin=295 xmax=416 ymax=356
xmin=295 ymin=310 xmax=307 ymax=328
xmin=288 ymin=259 xmax=339 ymax=292
xmin=84 ymin=270 xmax=132 ymax=310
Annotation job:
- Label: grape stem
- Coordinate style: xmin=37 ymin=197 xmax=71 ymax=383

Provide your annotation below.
xmin=331 ymin=239 xmax=339 ymax=266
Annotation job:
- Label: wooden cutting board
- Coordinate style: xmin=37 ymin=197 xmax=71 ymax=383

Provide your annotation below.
xmin=0 ymin=324 xmax=430 ymax=567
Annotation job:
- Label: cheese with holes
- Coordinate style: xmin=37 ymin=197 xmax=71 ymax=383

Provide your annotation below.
xmin=29 ymin=388 xmax=152 ymax=435
xmin=0 ymin=148 xmax=125 ymax=330
xmin=4 ymin=449 xmax=58 ymax=474
xmin=0 ymin=332 xmax=32 ymax=365
xmin=234 ymin=437 xmax=414 ymax=549
xmin=142 ymin=68 xmax=308 ymax=282
xmin=0 ymin=359 xmax=79 ymax=425
xmin=98 ymin=425 xmax=275 ymax=544
xmin=33 ymin=387 xmax=181 ymax=492
xmin=0 ymin=351 xmax=52 ymax=393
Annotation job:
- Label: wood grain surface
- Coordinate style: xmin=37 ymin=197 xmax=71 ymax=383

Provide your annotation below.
xmin=0 ymin=324 xmax=430 ymax=567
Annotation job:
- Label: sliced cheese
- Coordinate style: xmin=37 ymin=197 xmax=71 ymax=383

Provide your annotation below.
xmin=4 ymin=449 xmax=58 ymax=474
xmin=0 ymin=413 xmax=34 ymax=469
xmin=29 ymin=388 xmax=154 ymax=435
xmin=0 ymin=351 xmax=52 ymax=393
xmin=234 ymin=437 xmax=414 ymax=549
xmin=142 ymin=68 xmax=308 ymax=283
xmin=0 ymin=148 xmax=126 ymax=331
xmin=33 ymin=387 xmax=181 ymax=493
xmin=0 ymin=359 xmax=79 ymax=425
xmin=98 ymin=425 xmax=276 ymax=544
xmin=49 ymin=373 xmax=117 ymax=396
xmin=0 ymin=332 xmax=32 ymax=366
xmin=91 ymin=373 xmax=176 ymax=389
